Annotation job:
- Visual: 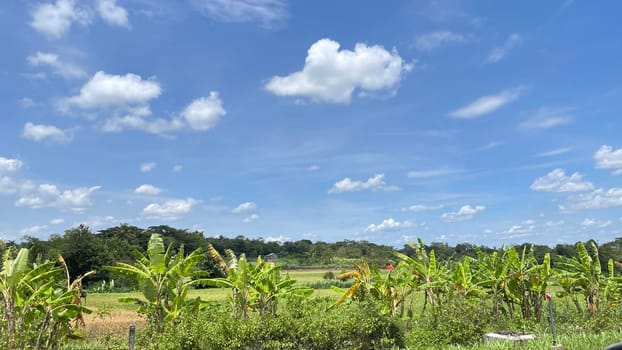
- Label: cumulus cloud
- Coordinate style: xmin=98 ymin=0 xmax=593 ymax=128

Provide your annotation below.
xmin=30 ymin=0 xmax=91 ymax=38
xmin=329 ymin=173 xmax=399 ymax=193
xmin=366 ymin=218 xmax=414 ymax=232
xmin=173 ymin=165 xmax=183 ymax=173
xmin=266 ymin=38 xmax=412 ymax=104
xmin=134 ymin=184 xmax=162 ymax=195
xmin=15 ymin=184 xmax=101 ymax=212
xmin=0 ymin=157 xmax=23 ymax=174
xmin=243 ymin=214 xmax=260 ymax=223
xmin=232 ymin=201 xmax=257 ymax=213
xmin=519 ymin=106 xmax=573 ymax=129
xmin=307 ymin=165 xmax=319 ymax=172
xmin=66 ymin=71 xmax=161 ymax=109
xmin=50 ymin=218 xmax=64 ymax=225
xmin=594 ymin=145 xmax=622 ymax=175
xmin=401 ymin=204 xmax=443 ymax=212
xmin=192 ymin=0 xmax=288 ymax=27
xmin=96 ymin=0 xmax=130 ymax=28
xmin=413 ymin=31 xmax=469 ymax=51
xmin=485 ymin=33 xmax=522 ymax=63
xmin=530 ymin=169 xmax=593 ymax=192
xmin=140 ymin=162 xmax=156 ymax=173
xmin=180 ymin=93 xmax=226 ymax=131
xmin=27 ymin=51 xmax=85 ymax=79
xmin=143 ymin=198 xmax=199 ymax=219
xmin=449 ymin=86 xmax=524 ymax=119
xmin=264 ymin=235 xmax=289 ymax=243
xmin=561 ymin=188 xmax=622 ymax=211
xmin=441 ymin=205 xmax=485 ymax=222
xmin=22 ymin=122 xmax=73 ymax=143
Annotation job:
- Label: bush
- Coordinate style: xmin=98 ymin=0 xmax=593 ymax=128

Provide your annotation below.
xmin=323 ymin=271 xmax=335 ymax=280
xmin=407 ymin=295 xmax=492 ymax=348
xmin=149 ymin=298 xmax=404 ymax=350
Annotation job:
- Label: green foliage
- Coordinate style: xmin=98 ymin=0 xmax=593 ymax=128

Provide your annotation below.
xmin=0 ymin=248 xmax=92 ymax=350
xmin=105 ymin=234 xmax=209 ymax=332
xmin=407 ymin=295 xmax=492 ymax=347
xmin=322 ymin=270 xmax=335 ymax=280
xmin=149 ymin=298 xmax=404 ymax=350
xmin=203 ymin=245 xmax=312 ymax=318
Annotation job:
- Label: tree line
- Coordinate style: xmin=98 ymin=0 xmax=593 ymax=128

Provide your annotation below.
xmin=1 ymin=223 xmax=622 ymax=287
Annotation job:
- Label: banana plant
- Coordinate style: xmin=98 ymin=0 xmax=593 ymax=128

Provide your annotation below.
xmin=1 ymin=248 xmax=92 ymax=350
xmin=555 ymin=241 xmax=602 ymax=316
xmin=204 ymin=244 xmax=311 ymax=318
xmin=106 ymin=234 xmax=208 ymax=331
xmin=395 ymin=239 xmax=449 ymax=312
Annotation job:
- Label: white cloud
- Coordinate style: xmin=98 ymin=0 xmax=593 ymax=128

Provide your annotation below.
xmin=243 ymin=214 xmax=260 ymax=223
xmin=307 ymin=165 xmax=319 ymax=171
xmin=441 ymin=205 xmax=485 ymax=222
xmin=143 ymin=198 xmax=199 ymax=219
xmin=266 ymin=38 xmax=412 ymax=104
xmin=449 ymin=86 xmax=524 ymax=119
xmin=173 ymin=165 xmax=183 ymax=173
xmin=134 ymin=184 xmax=162 ymax=195
xmin=96 ymin=0 xmax=130 ymax=28
xmin=519 ymin=107 xmax=573 ymax=129
xmin=20 ymin=98 xmax=36 ymax=108
xmin=232 ymin=201 xmax=257 ymax=213
xmin=530 ymin=169 xmax=593 ymax=192
xmin=485 ymin=33 xmax=522 ymax=64
xmin=413 ymin=31 xmax=469 ymax=51
xmin=0 ymin=177 xmax=19 ymax=195
xmin=20 ymin=225 xmax=49 ymax=236
xmin=407 ymin=168 xmax=464 ymax=178
xmin=0 ymin=157 xmax=23 ymax=174
xmin=22 ymin=122 xmax=73 ymax=143
xmin=329 ymin=173 xmax=400 ymax=193
xmin=102 ymin=93 xmax=226 ymax=136
xmin=66 ymin=71 xmax=161 ymax=109
xmin=545 ymin=220 xmax=564 ymax=227
xmin=50 ymin=218 xmax=64 ymax=225
xmin=581 ymin=218 xmax=612 ymax=228
xmin=15 ymin=184 xmax=101 ymax=212
xmin=401 ymin=204 xmax=443 ymax=212
xmin=264 ymin=235 xmax=289 ymax=243
xmin=561 ymin=188 xmax=622 ymax=211
xmin=534 ymin=147 xmax=572 ymax=158
xmin=180 ymin=93 xmax=226 ymax=131
xmin=366 ymin=218 xmax=414 ymax=232
xmin=27 ymin=51 xmax=85 ymax=79
xmin=191 ymin=0 xmax=288 ymax=27
xmin=30 ymin=0 xmax=91 ymax=39
xmin=73 ymin=215 xmax=118 ymax=229
xmin=140 ymin=162 xmax=156 ymax=173
xmin=594 ymin=145 xmax=622 ymax=175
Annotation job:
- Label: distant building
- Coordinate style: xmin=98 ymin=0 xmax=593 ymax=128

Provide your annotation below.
xmin=264 ymin=253 xmax=278 ymax=261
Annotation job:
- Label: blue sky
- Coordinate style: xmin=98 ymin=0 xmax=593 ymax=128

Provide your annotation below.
xmin=1 ymin=0 xmax=621 ymax=247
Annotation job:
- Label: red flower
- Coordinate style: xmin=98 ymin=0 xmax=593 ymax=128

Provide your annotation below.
xmin=545 ymin=293 xmax=552 ymax=300
xmin=386 ymin=264 xmax=394 ymax=271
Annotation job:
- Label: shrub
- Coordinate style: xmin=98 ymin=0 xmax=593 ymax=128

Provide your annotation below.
xmin=323 ymin=271 xmax=335 ymax=280
xmin=149 ymin=298 xmax=404 ymax=350
xmin=407 ymin=295 xmax=492 ymax=348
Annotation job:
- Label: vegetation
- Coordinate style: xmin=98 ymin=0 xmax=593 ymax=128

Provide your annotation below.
xmin=4 ymin=226 xmax=622 ymax=349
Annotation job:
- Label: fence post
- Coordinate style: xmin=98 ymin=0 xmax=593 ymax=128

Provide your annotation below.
xmin=128 ymin=324 xmax=136 ymax=350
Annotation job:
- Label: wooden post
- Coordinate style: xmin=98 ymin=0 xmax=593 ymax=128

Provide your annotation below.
xmin=128 ymin=324 xmax=136 ymax=350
